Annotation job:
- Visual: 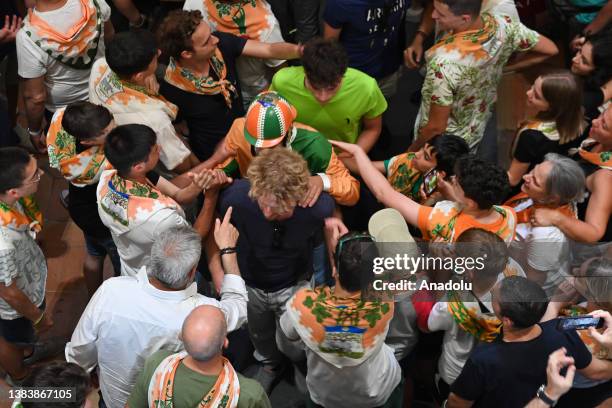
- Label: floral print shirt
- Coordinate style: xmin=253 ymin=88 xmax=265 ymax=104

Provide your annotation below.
xmin=415 ymin=13 xmax=540 ymax=150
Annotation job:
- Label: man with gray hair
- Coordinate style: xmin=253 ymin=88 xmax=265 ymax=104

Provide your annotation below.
xmin=66 ymin=210 xmax=248 ymax=408
xmin=127 ymin=305 xmax=271 ymax=407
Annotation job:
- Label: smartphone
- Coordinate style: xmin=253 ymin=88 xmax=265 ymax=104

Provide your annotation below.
xmin=557 ymin=316 xmax=604 ymax=331
xmin=423 ymin=169 xmax=438 ymax=196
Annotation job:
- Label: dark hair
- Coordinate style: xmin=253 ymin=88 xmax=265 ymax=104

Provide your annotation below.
xmin=62 ymin=102 xmax=113 ymax=142
xmin=428 ymin=134 xmax=470 ymax=177
xmin=335 ymin=232 xmax=377 ymax=292
xmin=0 ymin=147 xmax=31 ymax=193
xmin=157 ymin=10 xmax=203 ymax=61
xmin=537 ymin=71 xmax=584 ymax=144
xmin=438 ymin=0 xmax=481 ymax=17
xmin=456 ymin=228 xmax=509 ymax=279
xmin=497 ymin=276 xmax=548 ymax=329
xmin=22 ymin=361 xmax=90 ymax=408
xmin=585 ymin=32 xmax=612 ymax=89
xmin=302 ymin=38 xmax=348 ymax=89
xmin=105 ymin=29 xmax=157 ymax=79
xmin=104 ymin=124 xmax=157 ymax=177
xmin=455 ymin=156 xmax=509 ymax=210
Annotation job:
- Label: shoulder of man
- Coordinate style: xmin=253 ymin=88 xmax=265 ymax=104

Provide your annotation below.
xmin=236 ymin=373 xmax=271 ymax=406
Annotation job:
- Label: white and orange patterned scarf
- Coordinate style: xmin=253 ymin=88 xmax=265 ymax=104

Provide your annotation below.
xmin=578 ymin=139 xmax=612 ymax=171
xmin=46 ymin=109 xmax=111 ymax=187
xmin=0 ymin=196 xmax=43 ymax=237
xmin=22 ymin=0 xmax=103 ymax=69
xmin=205 ymin=0 xmax=272 ymax=40
xmin=164 ymin=52 xmax=237 ymax=108
xmin=97 ymin=170 xmax=183 ymax=233
xmin=285 ymin=287 xmax=394 ymax=368
xmin=92 ymin=59 xmax=178 ymax=120
xmin=147 ymin=351 xmax=240 ymax=408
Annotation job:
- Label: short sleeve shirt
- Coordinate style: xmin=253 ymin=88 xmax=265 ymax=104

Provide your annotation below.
xmin=16 ymin=0 xmax=111 ymax=111
xmin=451 ymin=319 xmax=593 ymax=407
xmin=0 ymin=224 xmax=47 ymax=320
xmin=324 ymin=0 xmax=407 ymax=79
xmin=417 ymin=201 xmax=517 ymax=243
xmin=128 ymin=350 xmax=271 ymax=408
xmin=160 ymin=32 xmax=247 ymax=161
xmin=415 ymin=14 xmax=540 ymax=150
xmin=270 ymin=67 xmax=387 ymax=144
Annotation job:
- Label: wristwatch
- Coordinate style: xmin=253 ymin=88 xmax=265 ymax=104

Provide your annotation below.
xmin=27 ymin=127 xmax=42 ymax=137
xmin=536 ymin=385 xmax=557 ymax=406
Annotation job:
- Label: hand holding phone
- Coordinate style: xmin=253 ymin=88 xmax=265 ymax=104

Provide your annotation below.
xmin=557 ymin=315 xmax=604 ymax=331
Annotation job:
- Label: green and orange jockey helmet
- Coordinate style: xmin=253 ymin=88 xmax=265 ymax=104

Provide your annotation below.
xmin=243 ymin=91 xmax=298 ymax=148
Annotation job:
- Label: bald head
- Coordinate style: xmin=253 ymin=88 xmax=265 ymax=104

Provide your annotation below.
xmin=182 ymin=305 xmax=227 ymax=362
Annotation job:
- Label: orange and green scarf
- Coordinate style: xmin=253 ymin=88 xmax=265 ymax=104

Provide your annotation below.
xmin=426 ymin=13 xmax=497 ymax=63
xmin=92 ymin=59 xmax=178 ymax=120
xmin=22 ymin=0 xmax=103 ymax=69
xmin=386 ymin=152 xmax=424 ymax=202
xmin=505 ymin=191 xmax=577 ymax=225
xmin=164 ymin=52 xmax=237 ymax=108
xmin=285 ymin=287 xmax=394 ymax=368
xmin=578 ymin=139 xmax=612 ymax=170
xmin=46 ymin=109 xmax=111 ymax=187
xmin=447 ymin=267 xmax=518 ymax=342
xmin=206 ymin=0 xmax=271 ymax=39
xmin=0 ymin=196 xmax=43 ymax=236
xmin=147 ymin=351 xmax=240 ymax=408
xmin=98 ymin=170 xmax=182 ymax=232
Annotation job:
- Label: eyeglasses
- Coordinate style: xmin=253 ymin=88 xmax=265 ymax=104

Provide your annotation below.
xmin=22 ymin=168 xmax=43 ymax=186
xmin=272 ymin=224 xmax=286 ymax=249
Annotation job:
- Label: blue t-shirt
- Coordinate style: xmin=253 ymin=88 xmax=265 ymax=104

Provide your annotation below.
xmin=218 ymin=179 xmax=334 ymax=291
xmin=451 ymin=319 xmax=593 ymax=407
xmin=324 ymin=0 xmax=408 ymax=79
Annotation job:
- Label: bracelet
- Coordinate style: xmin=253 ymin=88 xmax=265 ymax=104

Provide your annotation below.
xmin=130 ymin=14 xmax=146 ymax=29
xmin=33 ymin=310 xmax=45 ymax=326
xmin=27 ymin=128 xmax=42 ymax=137
xmin=415 ymin=29 xmax=429 ymax=39
xmin=219 ymin=247 xmax=237 ymax=256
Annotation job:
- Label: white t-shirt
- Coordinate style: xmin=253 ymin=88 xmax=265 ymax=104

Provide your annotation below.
xmin=0 ymin=225 xmax=47 ymax=320
xmin=512 ymin=223 xmax=570 ymax=296
xmin=16 ymin=0 xmax=111 ymax=112
xmin=428 ymin=260 xmax=526 ymax=385
xmin=183 ymin=0 xmax=285 ymax=107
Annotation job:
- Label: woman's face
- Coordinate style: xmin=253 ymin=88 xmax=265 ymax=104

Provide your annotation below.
xmin=590 ymin=107 xmax=612 ymax=145
xmin=571 ymin=42 xmax=596 ymax=76
xmin=525 ymin=77 xmax=550 ymax=114
xmin=521 ymin=161 xmax=553 ymax=202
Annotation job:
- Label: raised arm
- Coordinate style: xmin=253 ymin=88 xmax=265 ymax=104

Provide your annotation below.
xmin=330 ymin=140 xmax=423 ymax=227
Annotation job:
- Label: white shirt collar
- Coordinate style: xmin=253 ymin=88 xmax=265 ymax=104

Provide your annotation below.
xmin=136 ymin=266 xmax=198 ymax=300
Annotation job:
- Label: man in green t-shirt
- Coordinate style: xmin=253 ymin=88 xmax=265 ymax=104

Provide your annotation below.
xmin=270 ymin=38 xmax=387 ymax=153
xmin=127 ymin=306 xmax=271 ymax=408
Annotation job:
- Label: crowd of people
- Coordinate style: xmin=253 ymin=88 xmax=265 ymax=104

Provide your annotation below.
xmin=0 ymin=0 xmax=612 ymax=407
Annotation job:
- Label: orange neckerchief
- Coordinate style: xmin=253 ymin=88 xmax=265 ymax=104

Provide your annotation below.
xmin=578 ymin=139 xmax=612 ymax=170
xmin=0 ymin=196 xmax=43 ymax=235
xmin=285 ymin=286 xmax=394 ymax=368
xmin=505 ymin=191 xmax=577 ymax=225
xmin=147 ymin=351 xmax=240 ymax=408
xmin=164 ymin=53 xmax=237 ymax=108
xmin=22 ymin=0 xmax=103 ymax=69
xmin=206 ymin=0 xmax=270 ymax=40
xmin=426 ymin=13 xmax=497 ymax=63
xmin=46 ymin=109 xmax=111 ymax=187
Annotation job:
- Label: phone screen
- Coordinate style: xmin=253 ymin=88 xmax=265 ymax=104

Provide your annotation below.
xmin=423 ymin=170 xmax=438 ymax=196
xmin=557 ymin=316 xmax=603 ymax=331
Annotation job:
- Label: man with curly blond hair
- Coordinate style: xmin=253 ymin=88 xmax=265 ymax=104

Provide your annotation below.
xmin=218 ymin=147 xmax=334 ymax=393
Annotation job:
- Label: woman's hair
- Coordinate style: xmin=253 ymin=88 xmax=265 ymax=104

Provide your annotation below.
xmin=585 ymin=32 xmax=612 ymax=89
xmin=543 ymin=153 xmax=586 ymax=205
xmin=537 ymin=71 xmax=585 ymax=145
xmin=580 ymin=257 xmax=612 ymax=308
